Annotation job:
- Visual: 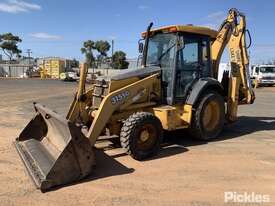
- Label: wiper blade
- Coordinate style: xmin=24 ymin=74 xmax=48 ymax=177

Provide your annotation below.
xmin=147 ymin=42 xmax=176 ymax=68
xmin=157 ymin=43 xmax=176 ymax=62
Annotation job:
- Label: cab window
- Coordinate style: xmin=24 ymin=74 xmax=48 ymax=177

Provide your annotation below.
xmin=175 ymin=34 xmax=211 ymax=100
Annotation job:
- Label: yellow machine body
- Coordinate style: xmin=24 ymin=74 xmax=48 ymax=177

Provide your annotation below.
xmin=15 ymin=8 xmax=255 ymax=191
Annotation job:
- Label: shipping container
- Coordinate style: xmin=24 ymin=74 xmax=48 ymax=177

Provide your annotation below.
xmin=40 ymin=58 xmax=65 ymax=79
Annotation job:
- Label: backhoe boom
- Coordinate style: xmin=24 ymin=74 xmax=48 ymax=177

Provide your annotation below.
xmin=211 ymin=8 xmax=255 ymax=121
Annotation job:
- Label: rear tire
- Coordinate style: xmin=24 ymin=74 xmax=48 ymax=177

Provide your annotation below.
xmin=190 ymin=91 xmax=225 ymax=140
xmin=120 ymin=112 xmax=163 ymax=160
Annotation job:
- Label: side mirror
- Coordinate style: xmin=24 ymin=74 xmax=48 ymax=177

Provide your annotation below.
xmin=138 ymin=42 xmax=144 ymax=53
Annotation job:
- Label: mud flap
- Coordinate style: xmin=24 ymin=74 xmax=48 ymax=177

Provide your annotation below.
xmin=14 ymin=103 xmax=95 ymax=192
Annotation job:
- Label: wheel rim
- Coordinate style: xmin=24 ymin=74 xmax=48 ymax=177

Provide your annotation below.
xmin=202 ymin=99 xmax=220 ymax=132
xmin=137 ymin=124 xmax=157 ymax=151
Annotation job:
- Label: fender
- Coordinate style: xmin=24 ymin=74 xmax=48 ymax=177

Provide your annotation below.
xmin=186 ymin=78 xmax=224 ymax=106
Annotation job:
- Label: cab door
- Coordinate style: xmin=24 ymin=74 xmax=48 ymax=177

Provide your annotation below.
xmin=174 ymin=34 xmax=211 ymax=102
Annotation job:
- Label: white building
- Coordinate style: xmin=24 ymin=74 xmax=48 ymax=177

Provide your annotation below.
xmin=218 ymin=63 xmax=230 ymax=82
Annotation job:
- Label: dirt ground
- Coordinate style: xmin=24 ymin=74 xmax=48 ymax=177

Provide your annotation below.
xmin=0 ymin=79 xmax=275 ymax=206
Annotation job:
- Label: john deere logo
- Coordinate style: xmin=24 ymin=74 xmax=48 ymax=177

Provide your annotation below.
xmin=111 ymin=91 xmax=130 ymax=105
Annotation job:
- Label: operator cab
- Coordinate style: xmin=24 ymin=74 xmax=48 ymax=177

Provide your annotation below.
xmin=140 ymin=25 xmax=218 ymax=105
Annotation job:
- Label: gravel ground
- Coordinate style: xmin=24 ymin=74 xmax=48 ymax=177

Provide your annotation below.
xmin=0 ymin=79 xmax=275 ymax=206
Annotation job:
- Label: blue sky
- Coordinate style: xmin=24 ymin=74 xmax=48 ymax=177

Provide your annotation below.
xmin=0 ymin=0 xmax=275 ymax=64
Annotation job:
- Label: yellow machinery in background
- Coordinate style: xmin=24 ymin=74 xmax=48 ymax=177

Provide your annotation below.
xmin=39 ymin=58 xmax=65 ymax=79
xmin=15 ymin=8 xmax=255 ymax=191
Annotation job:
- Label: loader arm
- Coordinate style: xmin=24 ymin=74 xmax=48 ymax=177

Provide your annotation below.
xmin=211 ymin=8 xmax=255 ymax=122
xmin=66 ymin=63 xmax=93 ymax=123
xmin=86 ymin=72 xmax=160 ymax=146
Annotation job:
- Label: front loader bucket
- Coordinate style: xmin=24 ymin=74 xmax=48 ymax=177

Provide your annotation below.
xmin=14 ymin=103 xmax=95 ymax=192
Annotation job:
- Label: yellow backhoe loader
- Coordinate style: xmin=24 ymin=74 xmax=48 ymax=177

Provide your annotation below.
xmin=15 ymin=8 xmax=255 ymax=191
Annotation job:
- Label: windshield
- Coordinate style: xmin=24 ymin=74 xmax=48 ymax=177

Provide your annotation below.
xmin=146 ymin=33 xmax=177 ymax=104
xmin=146 ymin=33 xmax=177 ymax=66
xmin=260 ymin=67 xmax=275 ymax=73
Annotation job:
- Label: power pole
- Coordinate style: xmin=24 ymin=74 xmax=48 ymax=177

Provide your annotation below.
xmin=111 ymin=39 xmax=114 ymax=57
xmin=26 ymin=49 xmax=32 ymax=77
xmin=111 ymin=39 xmax=114 ymax=69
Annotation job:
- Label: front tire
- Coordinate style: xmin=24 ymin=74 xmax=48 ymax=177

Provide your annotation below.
xmin=190 ymin=91 xmax=225 ymax=140
xmin=120 ymin=112 xmax=163 ymax=160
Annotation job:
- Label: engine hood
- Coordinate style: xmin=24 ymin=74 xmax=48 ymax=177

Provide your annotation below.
xmin=110 ymin=66 xmax=161 ymax=81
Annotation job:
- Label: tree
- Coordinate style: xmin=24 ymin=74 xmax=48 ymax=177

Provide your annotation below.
xmin=95 ymin=40 xmax=110 ymax=57
xmin=0 ymin=33 xmax=22 ymax=77
xmin=81 ymin=40 xmax=95 ymax=68
xmin=71 ymin=58 xmax=79 ymax=68
xmin=112 ymin=51 xmax=129 ymax=69
xmin=95 ymin=40 xmax=110 ymax=68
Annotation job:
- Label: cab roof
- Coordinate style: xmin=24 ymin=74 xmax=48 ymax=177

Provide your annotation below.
xmin=141 ymin=25 xmax=218 ymax=39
